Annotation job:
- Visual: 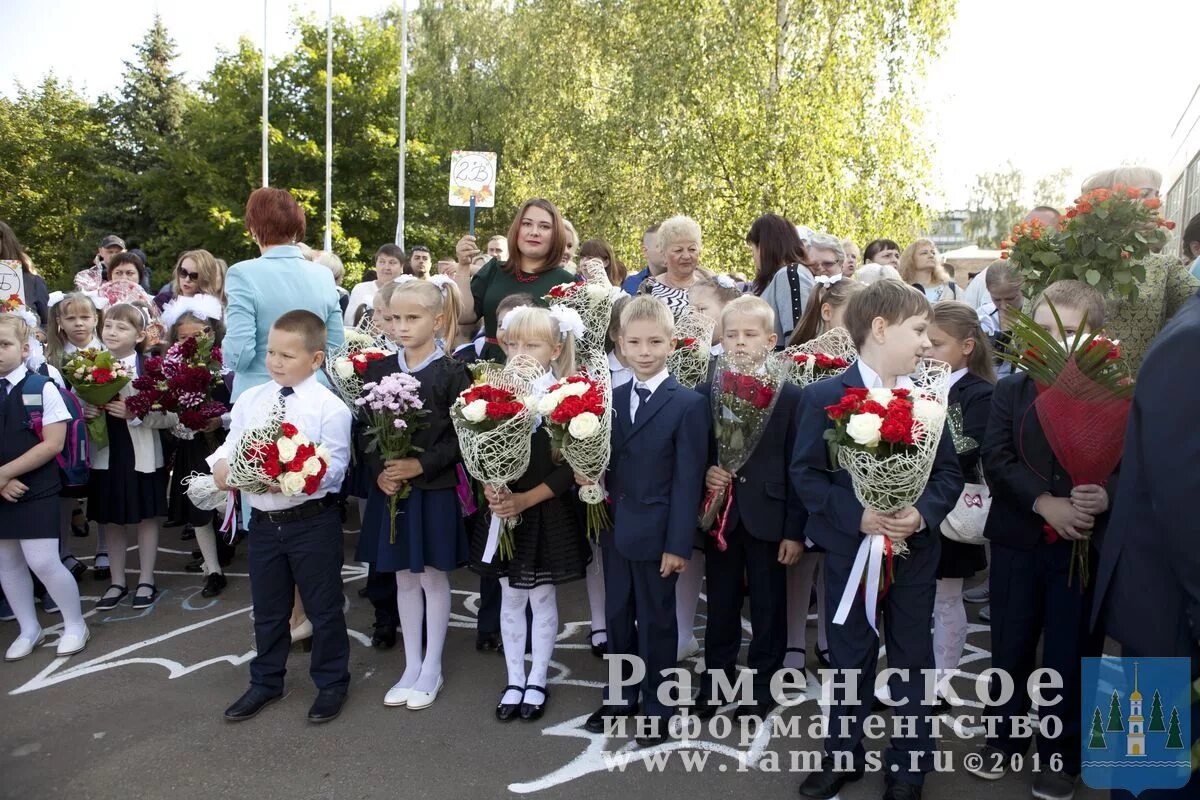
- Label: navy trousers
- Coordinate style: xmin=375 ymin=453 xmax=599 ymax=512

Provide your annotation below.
xmin=602 ymin=540 xmax=679 ymax=720
xmin=987 ymin=541 xmax=1103 ymax=775
xmin=823 ymin=535 xmax=939 ymax=785
xmin=248 ymin=507 xmax=350 ymax=694
xmin=703 ymin=523 xmax=787 ymax=706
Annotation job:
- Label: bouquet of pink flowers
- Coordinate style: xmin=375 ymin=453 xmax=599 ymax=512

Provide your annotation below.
xmin=356 ymin=373 xmax=430 ymax=543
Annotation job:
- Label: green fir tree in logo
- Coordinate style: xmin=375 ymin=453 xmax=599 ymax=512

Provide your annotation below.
xmin=1106 ymin=690 xmax=1125 ymax=732
xmin=1148 ymin=689 xmax=1166 ymax=733
xmin=1088 ymin=707 xmax=1107 ymax=749
xmin=1166 ymin=707 xmax=1185 ymax=750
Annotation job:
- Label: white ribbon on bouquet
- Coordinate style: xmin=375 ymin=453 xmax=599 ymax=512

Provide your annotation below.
xmin=832 ymin=534 xmax=888 ymax=635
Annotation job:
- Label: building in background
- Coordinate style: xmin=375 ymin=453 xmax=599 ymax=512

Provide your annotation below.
xmin=1165 ymin=82 xmax=1200 ymax=255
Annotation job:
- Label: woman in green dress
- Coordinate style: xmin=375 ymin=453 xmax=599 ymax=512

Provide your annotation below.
xmin=452 ymin=198 xmax=577 ymax=363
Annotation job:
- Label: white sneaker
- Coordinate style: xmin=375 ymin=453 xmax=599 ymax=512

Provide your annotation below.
xmin=677 ymin=637 xmax=701 ymax=661
xmin=383 ymin=682 xmax=411 ymax=707
xmin=56 ymin=627 xmax=91 ymax=657
xmin=4 ymin=630 xmax=45 ymax=662
xmin=406 ymin=676 xmax=444 ymax=710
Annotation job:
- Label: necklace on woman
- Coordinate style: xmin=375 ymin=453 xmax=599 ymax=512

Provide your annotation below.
xmin=514 ymin=269 xmax=540 ymax=284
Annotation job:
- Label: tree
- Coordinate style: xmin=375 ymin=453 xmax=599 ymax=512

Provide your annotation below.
xmin=1148 ymin=689 xmax=1167 ymax=732
xmin=1033 ymin=168 xmax=1074 ymax=212
xmin=1107 ymin=690 xmax=1125 ymax=732
xmin=1166 ymin=707 xmax=1184 ymax=750
xmin=964 ymin=163 xmax=1026 ymax=247
xmin=1088 ymin=707 xmax=1107 ymax=749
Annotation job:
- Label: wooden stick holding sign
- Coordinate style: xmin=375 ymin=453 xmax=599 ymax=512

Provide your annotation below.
xmin=448 ymin=150 xmax=497 ymax=238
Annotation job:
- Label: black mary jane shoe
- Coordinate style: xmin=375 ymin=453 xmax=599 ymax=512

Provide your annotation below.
xmin=519 ymin=685 xmax=549 ymax=721
xmin=63 ymin=556 xmax=88 ymax=581
xmin=131 ymin=583 xmax=158 ymax=610
xmin=589 ymin=629 xmax=608 ymax=659
xmin=371 ymin=626 xmax=398 ymax=650
xmin=495 ymin=685 xmax=525 ymax=722
xmin=224 ymin=688 xmax=284 ymax=722
xmin=95 ymin=584 xmax=129 ymax=611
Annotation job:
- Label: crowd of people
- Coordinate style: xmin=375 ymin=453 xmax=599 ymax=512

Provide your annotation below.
xmin=1 ymin=163 xmax=1199 ymax=800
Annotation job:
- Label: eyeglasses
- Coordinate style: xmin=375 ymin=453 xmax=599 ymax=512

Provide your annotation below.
xmin=814 ymin=260 xmax=841 ymax=271
xmin=177 ymin=266 xmax=200 ymax=281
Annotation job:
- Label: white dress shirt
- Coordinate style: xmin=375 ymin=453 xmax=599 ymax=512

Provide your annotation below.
xmin=3 ymin=365 xmax=72 ymax=425
xmin=208 ymin=373 xmax=352 ymax=511
xmin=608 ymin=351 xmax=632 ymax=390
xmin=948 ymin=367 xmax=969 ymax=389
xmin=63 ymin=337 xmax=104 ymax=355
xmin=628 ymin=367 xmax=670 ymax=423
xmin=343 ymin=280 xmax=380 ymax=326
xmin=856 ymin=359 xmax=916 ymax=391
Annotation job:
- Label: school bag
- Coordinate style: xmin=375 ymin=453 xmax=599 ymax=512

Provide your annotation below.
xmin=22 ymin=370 xmax=91 ymax=489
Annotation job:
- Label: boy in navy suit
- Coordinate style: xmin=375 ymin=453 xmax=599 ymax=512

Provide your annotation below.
xmin=791 ymin=280 xmax=962 ymax=800
xmin=582 ymin=296 xmax=709 ymax=746
xmin=694 ymin=296 xmax=805 ymax=719
xmin=965 ymin=280 xmax=1112 ymax=800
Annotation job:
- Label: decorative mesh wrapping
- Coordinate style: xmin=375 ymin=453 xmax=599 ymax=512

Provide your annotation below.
xmin=778 ymin=326 xmax=859 ymax=387
xmin=327 ymin=323 xmax=392 ymax=408
xmin=562 ymin=351 xmax=613 ymax=509
xmin=546 ymin=259 xmax=617 ymax=365
xmin=666 ymin=305 xmax=716 ymax=388
xmin=183 ymin=472 xmax=229 ymax=512
xmin=836 ymin=358 xmax=951 ymax=518
xmin=221 ymin=397 xmax=286 ymax=494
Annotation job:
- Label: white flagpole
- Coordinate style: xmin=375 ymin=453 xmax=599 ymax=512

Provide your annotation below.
xmin=261 ymin=0 xmax=269 ymax=187
xmin=394 ymin=0 xmax=408 ymax=250
xmin=324 ymin=0 xmax=333 ymax=251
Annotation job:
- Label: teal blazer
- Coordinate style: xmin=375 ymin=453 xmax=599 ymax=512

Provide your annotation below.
xmin=223 ymin=245 xmax=345 ymax=401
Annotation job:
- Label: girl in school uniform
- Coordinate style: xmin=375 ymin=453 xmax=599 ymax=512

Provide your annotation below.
xmin=85 ymin=303 xmax=175 ymax=611
xmin=471 ymin=305 xmax=590 ymax=723
xmin=47 ymin=291 xmax=108 ymax=578
xmin=0 ymin=313 xmax=90 ymax=660
xmin=365 ymin=277 xmax=472 ymax=711
xmin=926 ymin=301 xmax=995 ymax=703
xmin=161 ymin=295 xmax=231 ymax=598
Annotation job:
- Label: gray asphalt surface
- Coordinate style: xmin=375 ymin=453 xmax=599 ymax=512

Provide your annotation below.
xmin=1 ymin=521 xmax=1106 ymax=800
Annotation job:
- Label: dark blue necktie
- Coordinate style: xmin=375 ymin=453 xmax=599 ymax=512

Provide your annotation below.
xmin=633 ymin=384 xmax=651 ymax=423
xmin=279 ymin=386 xmax=295 ymax=398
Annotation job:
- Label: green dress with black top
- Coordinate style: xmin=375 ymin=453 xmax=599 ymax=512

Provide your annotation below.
xmin=470 ymin=258 xmax=577 ymax=363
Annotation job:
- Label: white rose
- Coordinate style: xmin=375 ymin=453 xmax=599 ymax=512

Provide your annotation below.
xmin=302 ymin=456 xmax=324 ymax=477
xmin=912 ymin=398 xmax=945 ymax=433
xmin=845 ymin=412 xmax=883 ymax=447
xmin=568 ymin=411 xmax=601 ymax=440
xmin=537 ymin=393 xmax=561 ymax=415
xmin=586 ymin=283 xmax=610 ymax=302
xmin=867 ymin=388 xmax=895 ymax=405
xmin=560 ymin=382 xmax=589 ymax=398
xmin=315 ymin=444 xmax=332 ymax=462
xmin=278 ymin=471 xmax=307 ymax=496
xmin=334 ymin=359 xmax=355 ymax=380
xmin=462 ymin=399 xmax=488 ymax=423
xmin=276 ymin=436 xmax=299 ymax=463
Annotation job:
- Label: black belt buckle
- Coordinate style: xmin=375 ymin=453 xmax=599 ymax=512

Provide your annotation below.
xmin=253 ymin=497 xmax=332 ymax=525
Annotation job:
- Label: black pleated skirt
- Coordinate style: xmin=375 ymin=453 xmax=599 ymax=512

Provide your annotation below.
xmin=87 ymin=414 xmax=167 ymax=525
xmin=469 ymin=494 xmax=590 ymax=589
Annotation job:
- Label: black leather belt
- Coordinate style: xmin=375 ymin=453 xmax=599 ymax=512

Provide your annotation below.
xmin=250 ymin=496 xmax=337 ymax=525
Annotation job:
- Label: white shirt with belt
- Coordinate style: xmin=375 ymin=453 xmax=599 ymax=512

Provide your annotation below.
xmin=628 ymin=367 xmax=670 ymax=423
xmin=208 ymin=373 xmax=351 ymax=512
xmin=4 ymin=365 xmax=72 ymax=426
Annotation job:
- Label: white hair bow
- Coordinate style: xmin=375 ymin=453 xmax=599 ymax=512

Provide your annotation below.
xmin=716 ymin=274 xmax=737 ymax=290
xmin=161 ymin=294 xmax=224 ymax=329
xmin=498 ymin=305 xmax=532 ymax=332
xmin=48 ymin=291 xmax=65 ymax=308
xmin=547 ymin=305 xmax=586 ymax=340
xmin=427 ymin=275 xmax=455 ymax=295
xmin=813 ymin=274 xmax=843 ymax=288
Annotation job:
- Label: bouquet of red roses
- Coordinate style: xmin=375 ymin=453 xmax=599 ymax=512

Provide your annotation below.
xmin=537 ymin=373 xmax=612 ymax=541
xmin=779 ymin=326 xmax=858 ymax=387
xmin=665 ymin=306 xmax=715 ymax=389
xmin=700 ymin=350 xmax=786 ymax=549
xmin=450 ymin=355 xmax=544 ymax=562
xmin=63 ymin=348 xmax=133 ymax=449
xmin=999 ymin=303 xmax=1133 ymax=588
xmin=328 ymin=341 xmax=391 ymax=407
xmin=126 ymin=334 xmax=228 ymax=440
xmin=238 ymin=420 xmax=333 ymax=496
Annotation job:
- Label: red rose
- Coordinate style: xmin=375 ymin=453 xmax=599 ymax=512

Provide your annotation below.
xmin=879 ymin=416 xmax=911 ymax=444
xmin=303 ymin=475 xmax=321 ymax=495
xmin=750 ymin=386 xmax=774 ymax=410
xmin=860 ymin=400 xmax=888 ymax=416
xmin=264 ymin=443 xmax=280 ymax=463
xmin=720 ymin=373 xmax=738 ymax=393
xmin=792 ymin=354 xmax=811 ymax=365
xmin=263 ymin=460 xmax=283 ymax=478
xmin=280 ymin=422 xmax=299 ymax=438
xmin=288 ymin=454 xmax=307 ymax=473
xmin=295 ymin=443 xmax=316 ymax=461
xmin=92 ymin=368 xmax=114 ymax=384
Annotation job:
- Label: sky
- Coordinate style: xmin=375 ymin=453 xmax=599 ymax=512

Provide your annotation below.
xmin=3 ymin=0 xmax=1199 ymax=210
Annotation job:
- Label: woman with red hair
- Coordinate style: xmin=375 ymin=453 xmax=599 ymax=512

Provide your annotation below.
xmin=223 ymin=188 xmax=345 ymax=400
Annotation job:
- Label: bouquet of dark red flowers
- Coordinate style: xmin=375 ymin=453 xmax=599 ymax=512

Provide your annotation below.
xmin=699 ymin=350 xmax=786 ymax=548
xmin=999 ymin=304 xmax=1133 ymax=588
xmin=538 ymin=373 xmax=612 ymax=541
xmin=126 ymin=334 xmax=228 ymax=440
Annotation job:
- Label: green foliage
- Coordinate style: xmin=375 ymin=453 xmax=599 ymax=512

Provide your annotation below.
xmin=997 ymin=301 xmax=1133 ymax=398
xmin=1 ymin=1 xmax=955 ymax=290
xmin=964 ymin=163 xmax=1026 ymax=248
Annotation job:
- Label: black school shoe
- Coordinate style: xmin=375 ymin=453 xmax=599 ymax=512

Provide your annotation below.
xmin=371 ymin=626 xmax=398 ymax=650
xmin=224 ymin=688 xmax=283 ymax=722
xmin=131 ymin=583 xmax=158 ymax=609
xmin=496 ymin=685 xmax=525 ymax=722
xmin=307 ymin=689 xmax=347 ymax=723
xmin=201 ymin=573 xmax=227 ymax=598
xmin=797 ymin=756 xmax=865 ymax=800
xmin=584 ymin=702 xmax=639 ymax=733
xmin=519 ymin=685 xmax=549 ymax=721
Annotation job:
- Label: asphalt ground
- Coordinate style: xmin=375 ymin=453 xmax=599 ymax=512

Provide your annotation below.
xmin=1 ymin=519 xmax=1108 ymax=800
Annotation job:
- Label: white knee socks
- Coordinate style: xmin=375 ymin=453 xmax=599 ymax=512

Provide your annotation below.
xmin=193 ymin=522 xmax=222 ymax=576
xmin=0 ymin=539 xmax=86 ymax=640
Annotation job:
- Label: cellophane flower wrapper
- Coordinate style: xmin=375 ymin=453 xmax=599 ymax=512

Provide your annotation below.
xmin=450 ymin=354 xmax=544 ymax=562
xmin=544 ymin=259 xmax=620 ymax=364
xmin=700 ymin=350 xmax=787 ymax=548
xmin=538 ymin=361 xmax=613 ymax=542
xmin=62 ymin=348 xmax=132 ymax=450
xmin=666 ymin=306 xmax=716 ymax=389
xmin=779 ymin=327 xmax=858 ymax=387
xmin=356 ymin=372 xmax=429 ymax=543
xmin=223 ymin=400 xmax=286 ymax=494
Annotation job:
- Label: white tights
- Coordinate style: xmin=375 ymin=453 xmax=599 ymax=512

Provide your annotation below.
xmin=676 ymin=550 xmax=705 ymax=652
xmin=0 ymin=539 xmax=86 ymax=640
xmin=394 ymin=569 xmax=451 ymax=693
xmin=193 ymin=522 xmax=222 ymax=576
xmin=500 ymin=578 xmax=558 ymax=705
xmin=785 ymin=553 xmax=828 ymax=669
xmin=105 ymin=519 xmax=160 ymax=588
xmin=933 ymin=577 xmax=968 ymax=685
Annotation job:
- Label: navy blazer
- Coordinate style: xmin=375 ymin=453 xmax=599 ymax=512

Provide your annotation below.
xmin=697 ymin=381 xmax=806 ymax=542
xmin=789 ymin=368 xmax=963 ymax=558
xmin=606 ymin=376 xmax=710 ymax=561
xmin=980 ymin=372 xmax=1116 ymax=551
xmin=1093 ymin=289 xmax=1200 ymax=656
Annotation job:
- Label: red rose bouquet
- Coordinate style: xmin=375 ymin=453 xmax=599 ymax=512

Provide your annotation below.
xmin=329 ymin=343 xmax=391 ymax=407
xmin=233 ymin=419 xmax=333 ymax=496
xmin=665 ymin=306 xmax=715 ymax=389
xmin=537 ymin=374 xmax=612 ymax=541
xmin=63 ymin=348 xmax=133 ymax=449
xmin=544 ymin=260 xmax=620 ymax=362
xmin=699 ymin=350 xmax=786 ymax=549
xmin=999 ymin=304 xmax=1133 ymax=588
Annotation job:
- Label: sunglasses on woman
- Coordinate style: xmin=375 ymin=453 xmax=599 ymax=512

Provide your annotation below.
xmin=178 ymin=265 xmax=201 ymax=281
